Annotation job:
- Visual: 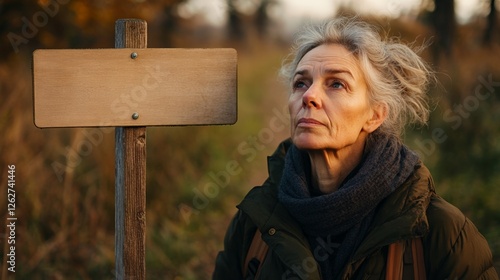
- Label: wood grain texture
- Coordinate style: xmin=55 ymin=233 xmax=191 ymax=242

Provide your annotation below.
xmin=33 ymin=48 xmax=237 ymax=127
xmin=114 ymin=19 xmax=147 ymax=280
xmin=115 ymin=126 xmax=146 ymax=280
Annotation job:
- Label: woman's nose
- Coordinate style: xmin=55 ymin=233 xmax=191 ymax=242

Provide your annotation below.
xmin=302 ymin=84 xmax=322 ymax=108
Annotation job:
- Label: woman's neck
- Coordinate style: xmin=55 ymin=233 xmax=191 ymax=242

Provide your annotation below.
xmin=307 ymin=135 xmax=368 ymax=194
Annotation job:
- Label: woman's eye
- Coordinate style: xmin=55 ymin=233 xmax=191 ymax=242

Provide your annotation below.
xmin=293 ymin=81 xmax=307 ymax=90
xmin=331 ymin=81 xmax=344 ymax=89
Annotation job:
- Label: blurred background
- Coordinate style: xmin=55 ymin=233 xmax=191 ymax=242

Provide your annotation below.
xmin=0 ymin=0 xmax=499 ymax=279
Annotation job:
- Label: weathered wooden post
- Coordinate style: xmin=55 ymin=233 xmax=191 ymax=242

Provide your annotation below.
xmin=32 ymin=18 xmax=237 ymax=279
xmin=114 ymin=19 xmax=147 ymax=279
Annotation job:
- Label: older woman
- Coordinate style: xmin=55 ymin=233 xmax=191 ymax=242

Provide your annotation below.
xmin=213 ymin=17 xmax=498 ymax=279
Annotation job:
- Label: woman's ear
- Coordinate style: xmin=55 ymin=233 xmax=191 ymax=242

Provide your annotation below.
xmin=363 ymin=103 xmax=388 ymax=133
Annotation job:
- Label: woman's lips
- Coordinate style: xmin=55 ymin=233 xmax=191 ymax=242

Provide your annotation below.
xmin=297 ymin=118 xmax=323 ymax=127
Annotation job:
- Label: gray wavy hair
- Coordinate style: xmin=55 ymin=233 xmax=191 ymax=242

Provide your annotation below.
xmin=280 ymin=17 xmax=434 ymax=138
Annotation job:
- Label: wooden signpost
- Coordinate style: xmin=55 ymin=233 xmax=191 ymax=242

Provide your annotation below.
xmin=32 ymin=19 xmax=237 ymax=279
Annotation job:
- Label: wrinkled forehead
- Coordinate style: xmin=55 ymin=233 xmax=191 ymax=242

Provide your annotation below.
xmin=294 ymin=43 xmax=365 ymax=79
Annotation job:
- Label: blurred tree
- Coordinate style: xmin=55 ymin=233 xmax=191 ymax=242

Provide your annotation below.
xmin=225 ymin=0 xmax=278 ymax=41
xmin=431 ymin=0 xmax=455 ymax=58
xmin=156 ymin=4 xmax=182 ymax=47
xmin=255 ymin=0 xmax=276 ymax=38
xmin=145 ymin=0 xmax=188 ymax=46
xmin=483 ymin=0 xmax=497 ymax=44
xmin=226 ymin=0 xmax=245 ymax=41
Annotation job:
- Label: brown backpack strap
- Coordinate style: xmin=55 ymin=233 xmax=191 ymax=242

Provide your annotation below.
xmin=386 ymin=240 xmax=405 ymax=280
xmin=243 ymin=229 xmax=269 ymax=279
xmin=386 ymin=238 xmax=426 ymax=280
xmin=411 ymin=237 xmax=426 ymax=280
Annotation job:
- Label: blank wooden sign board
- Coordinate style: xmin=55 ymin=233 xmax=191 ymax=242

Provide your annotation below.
xmin=32 ymin=19 xmax=237 ymax=279
xmin=33 ymin=48 xmax=237 ymax=127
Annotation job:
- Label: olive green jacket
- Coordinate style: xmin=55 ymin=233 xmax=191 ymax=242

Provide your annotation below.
xmin=213 ymin=140 xmax=498 ymax=279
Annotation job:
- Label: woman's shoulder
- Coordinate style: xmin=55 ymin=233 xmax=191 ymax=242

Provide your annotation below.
xmin=425 ymin=193 xmax=490 ymax=254
xmin=406 ymin=165 xmax=489 ymax=250
xmin=424 ymin=194 xmax=498 ymax=278
xmin=426 ymin=194 xmax=467 ymax=235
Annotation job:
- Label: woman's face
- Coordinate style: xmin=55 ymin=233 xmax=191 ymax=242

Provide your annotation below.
xmin=288 ymin=43 xmax=380 ymax=151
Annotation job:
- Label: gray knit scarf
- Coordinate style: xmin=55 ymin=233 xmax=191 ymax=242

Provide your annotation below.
xmin=278 ymin=131 xmax=419 ymax=279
